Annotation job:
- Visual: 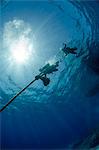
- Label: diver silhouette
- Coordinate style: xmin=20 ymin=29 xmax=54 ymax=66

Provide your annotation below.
xmin=35 ymin=61 xmax=59 ymax=86
xmin=39 ymin=61 xmax=59 ymax=75
xmin=40 ymin=75 xmax=50 ymax=86
xmin=62 ymin=43 xmax=77 ymax=56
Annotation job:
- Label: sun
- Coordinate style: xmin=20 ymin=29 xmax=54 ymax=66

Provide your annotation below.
xmin=12 ymin=49 xmax=27 ymax=63
xmin=10 ymin=38 xmax=31 ymax=65
xmin=12 ymin=44 xmax=28 ymax=64
xmin=3 ymin=19 xmax=36 ymax=66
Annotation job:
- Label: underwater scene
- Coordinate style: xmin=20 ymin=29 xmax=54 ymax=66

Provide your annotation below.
xmin=0 ymin=0 xmax=99 ymax=149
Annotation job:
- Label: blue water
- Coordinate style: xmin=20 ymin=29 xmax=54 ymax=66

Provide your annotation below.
xmin=0 ymin=0 xmax=99 ymax=149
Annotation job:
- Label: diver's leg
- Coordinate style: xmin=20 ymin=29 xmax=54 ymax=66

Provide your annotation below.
xmin=72 ymin=51 xmax=77 ymax=54
xmin=71 ymin=48 xmax=77 ymax=51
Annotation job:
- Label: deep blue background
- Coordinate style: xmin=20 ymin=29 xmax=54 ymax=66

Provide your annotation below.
xmin=0 ymin=0 xmax=99 ymax=149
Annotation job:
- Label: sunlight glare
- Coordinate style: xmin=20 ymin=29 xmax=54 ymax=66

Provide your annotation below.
xmin=10 ymin=39 xmax=32 ymax=64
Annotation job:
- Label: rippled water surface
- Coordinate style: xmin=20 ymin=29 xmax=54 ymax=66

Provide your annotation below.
xmin=0 ymin=0 xmax=99 ymax=149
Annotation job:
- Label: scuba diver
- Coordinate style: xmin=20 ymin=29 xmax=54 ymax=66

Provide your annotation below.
xmin=62 ymin=43 xmax=77 ymax=56
xmin=35 ymin=61 xmax=59 ymax=86
xmin=39 ymin=61 xmax=59 ymax=75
